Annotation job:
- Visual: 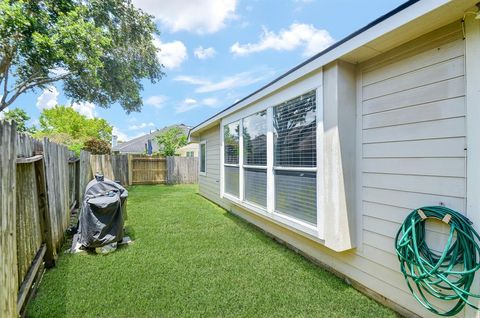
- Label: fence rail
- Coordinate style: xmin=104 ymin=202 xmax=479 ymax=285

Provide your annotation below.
xmin=1 ymin=119 xmax=199 ymax=317
xmin=1 ymin=121 xmax=80 ymax=317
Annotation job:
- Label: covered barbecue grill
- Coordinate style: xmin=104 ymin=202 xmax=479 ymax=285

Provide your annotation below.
xmin=78 ymin=174 xmax=128 ymax=249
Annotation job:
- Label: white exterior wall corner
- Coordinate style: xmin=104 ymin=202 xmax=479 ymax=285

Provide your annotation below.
xmin=323 ymin=61 xmax=357 ymax=251
xmin=465 ymin=13 xmax=480 ymax=318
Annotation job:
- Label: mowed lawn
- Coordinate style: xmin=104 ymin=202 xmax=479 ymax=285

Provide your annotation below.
xmin=27 ymin=185 xmax=397 ymax=318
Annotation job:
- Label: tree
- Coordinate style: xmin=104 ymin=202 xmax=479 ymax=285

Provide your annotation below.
xmin=0 ymin=0 xmax=163 ymax=113
xmin=83 ymin=138 xmax=111 ymax=154
xmin=155 ymin=126 xmax=187 ymax=156
xmin=2 ymin=107 xmax=35 ymax=133
xmin=34 ymin=105 xmax=112 ymax=154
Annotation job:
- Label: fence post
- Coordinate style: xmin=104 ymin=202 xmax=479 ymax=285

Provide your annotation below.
xmin=35 ymin=156 xmax=54 ymax=267
xmin=0 ymin=121 xmax=18 ymax=318
xmin=127 ymin=154 xmax=133 ymax=186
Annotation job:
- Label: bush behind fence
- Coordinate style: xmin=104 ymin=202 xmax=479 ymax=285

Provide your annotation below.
xmin=0 ymin=120 xmax=198 ymax=318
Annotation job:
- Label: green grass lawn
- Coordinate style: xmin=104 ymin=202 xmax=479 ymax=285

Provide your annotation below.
xmin=27 ymin=184 xmax=398 ymax=318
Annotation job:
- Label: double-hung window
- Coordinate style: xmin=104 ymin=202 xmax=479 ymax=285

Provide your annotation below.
xmin=222 ymin=88 xmax=321 ymax=236
xmin=273 ymin=91 xmax=317 ymax=225
xmin=243 ymin=111 xmax=267 ymax=207
xmin=224 ymin=121 xmax=240 ymax=197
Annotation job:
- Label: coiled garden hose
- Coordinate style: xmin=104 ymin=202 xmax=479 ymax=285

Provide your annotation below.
xmin=395 ymin=206 xmax=480 ymax=316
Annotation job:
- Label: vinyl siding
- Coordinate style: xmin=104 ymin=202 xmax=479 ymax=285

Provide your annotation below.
xmin=197 ymin=22 xmax=467 ymax=318
xmin=357 ymin=22 xmax=466 ymax=317
xmin=198 ymin=126 xmax=231 ymax=209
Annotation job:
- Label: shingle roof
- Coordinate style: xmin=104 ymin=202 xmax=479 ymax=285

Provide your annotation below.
xmin=112 ymin=124 xmax=190 ymax=154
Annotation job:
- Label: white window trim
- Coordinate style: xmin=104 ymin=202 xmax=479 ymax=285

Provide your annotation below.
xmin=220 ymin=72 xmax=324 ymax=240
xmin=222 ymin=120 xmax=241 ymax=198
xmin=199 ymin=140 xmax=207 ymax=176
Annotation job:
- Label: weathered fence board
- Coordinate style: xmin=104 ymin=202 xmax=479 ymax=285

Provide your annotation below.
xmin=79 ymin=150 xmax=93 ymax=209
xmin=43 ymin=138 xmax=70 ymax=264
xmin=16 ymin=163 xmax=42 ymax=286
xmin=90 ymin=154 xmax=115 ymax=180
xmin=166 ymin=157 xmax=199 ymax=184
xmin=112 ymin=154 xmax=129 ymax=185
xmin=68 ymin=156 xmax=80 ymax=208
xmin=0 ymin=121 xmax=18 ymax=318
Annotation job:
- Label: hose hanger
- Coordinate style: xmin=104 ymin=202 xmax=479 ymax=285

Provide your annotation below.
xmin=395 ymin=206 xmax=480 ymax=316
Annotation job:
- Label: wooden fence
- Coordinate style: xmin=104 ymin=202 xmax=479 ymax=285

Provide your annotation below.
xmin=166 ymin=157 xmax=199 ymax=184
xmin=87 ymin=154 xmax=198 ymax=185
xmin=129 ymin=155 xmax=166 ymax=184
xmin=1 ymin=121 xmax=199 ymax=317
xmin=1 ymin=121 xmax=83 ymax=317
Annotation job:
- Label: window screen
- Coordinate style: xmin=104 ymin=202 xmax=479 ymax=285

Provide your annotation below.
xmin=200 ymin=143 xmax=206 ymax=173
xmin=224 ymin=166 xmax=239 ymax=197
xmin=274 ymin=90 xmax=316 ymax=167
xmin=244 ymin=168 xmax=267 ymax=207
xmin=224 ymin=121 xmax=239 ymax=164
xmin=243 ymin=111 xmax=267 ymax=165
xmin=275 ymin=170 xmax=317 ymax=224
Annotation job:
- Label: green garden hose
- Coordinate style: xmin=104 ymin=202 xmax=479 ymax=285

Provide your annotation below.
xmin=395 ymin=206 xmax=480 ymax=316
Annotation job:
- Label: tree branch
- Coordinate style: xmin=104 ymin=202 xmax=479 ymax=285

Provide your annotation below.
xmin=2 ymin=73 xmax=70 ymax=110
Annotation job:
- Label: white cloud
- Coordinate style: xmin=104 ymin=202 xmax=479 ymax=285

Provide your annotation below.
xmin=174 ymin=69 xmax=274 ymax=93
xmin=36 ymin=86 xmax=59 ymax=110
xmin=176 ymin=97 xmax=220 ymax=113
xmin=71 ymin=101 xmax=96 ymax=119
xmin=202 ymin=97 xmax=218 ymax=107
xmin=145 ymin=95 xmax=166 ymax=109
xmin=153 ymin=37 xmax=187 ymax=69
xmin=132 ymin=0 xmax=237 ymax=34
xmin=230 ymin=23 xmax=334 ymax=57
xmin=194 ymin=46 xmax=217 ymax=60
xmin=129 ymin=122 xmax=155 ymax=131
xmin=112 ymin=126 xmax=129 ymax=142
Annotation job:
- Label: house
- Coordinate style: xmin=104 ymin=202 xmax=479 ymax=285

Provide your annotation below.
xmin=177 ymin=143 xmax=199 ymax=157
xmin=112 ymin=124 xmax=191 ymax=155
xmin=189 ymin=1 xmax=480 ymax=317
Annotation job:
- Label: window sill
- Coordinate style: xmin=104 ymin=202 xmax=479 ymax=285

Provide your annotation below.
xmin=222 ymin=193 xmax=322 ymax=241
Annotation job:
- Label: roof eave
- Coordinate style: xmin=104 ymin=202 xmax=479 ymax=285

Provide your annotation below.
xmin=190 ymin=0 xmax=473 ymax=136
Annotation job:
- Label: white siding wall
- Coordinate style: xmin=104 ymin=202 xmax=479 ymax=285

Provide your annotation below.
xmin=359 ymin=24 xmax=466 ymax=263
xmin=198 ymin=22 xmax=467 ymax=317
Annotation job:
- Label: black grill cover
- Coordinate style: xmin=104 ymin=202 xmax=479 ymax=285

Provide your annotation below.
xmin=79 ymin=175 xmax=128 ymax=248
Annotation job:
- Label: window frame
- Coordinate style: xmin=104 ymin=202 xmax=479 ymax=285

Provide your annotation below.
xmin=199 ymin=140 xmax=207 ymax=176
xmin=220 ymin=75 xmax=324 ymax=240
xmin=223 ymin=120 xmax=241 ymax=198
xmin=242 ymin=111 xmax=268 ymax=208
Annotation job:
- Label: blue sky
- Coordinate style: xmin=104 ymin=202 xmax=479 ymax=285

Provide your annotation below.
xmin=8 ymin=0 xmax=405 ymax=142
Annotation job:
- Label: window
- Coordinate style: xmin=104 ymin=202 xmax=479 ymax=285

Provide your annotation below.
xmin=186 ymin=151 xmax=194 ymax=157
xmin=199 ymin=142 xmax=206 ymax=175
xmin=243 ymin=111 xmax=267 ymax=207
xmin=273 ymin=90 xmax=317 ymax=224
xmin=224 ymin=121 xmax=240 ymax=196
xmin=222 ymin=89 xmax=320 ymax=235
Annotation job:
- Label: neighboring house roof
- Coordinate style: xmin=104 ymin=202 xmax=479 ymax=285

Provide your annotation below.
xmin=112 ymin=124 xmax=190 ymax=153
xmin=190 ymin=0 xmax=470 ymax=136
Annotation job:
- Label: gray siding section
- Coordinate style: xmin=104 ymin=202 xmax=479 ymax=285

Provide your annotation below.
xmin=198 ymin=126 xmax=230 ymax=209
xmin=358 ymin=24 xmax=466 ymax=316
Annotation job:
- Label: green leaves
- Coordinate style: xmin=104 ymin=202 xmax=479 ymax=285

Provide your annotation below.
xmin=1 ymin=107 xmax=36 ymax=133
xmin=0 ymin=0 xmax=163 ymax=112
xmin=34 ymin=105 xmax=112 ymax=155
xmin=155 ymin=126 xmax=188 ymax=156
